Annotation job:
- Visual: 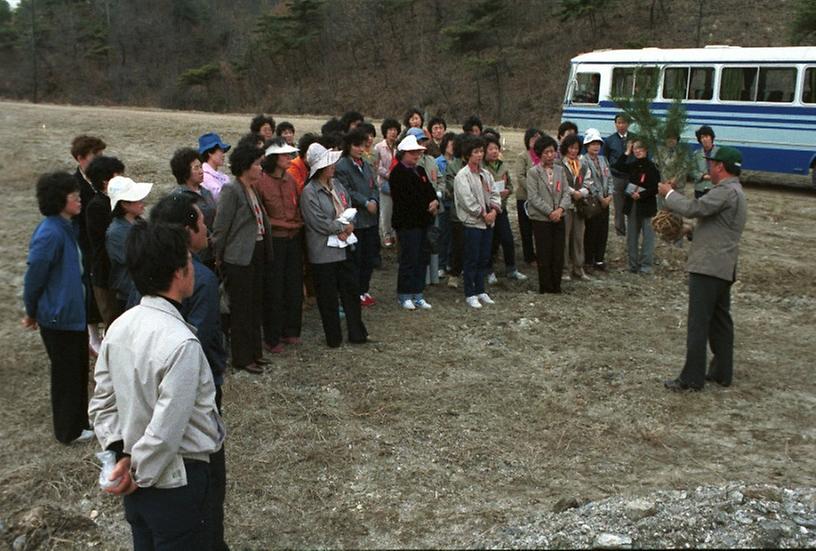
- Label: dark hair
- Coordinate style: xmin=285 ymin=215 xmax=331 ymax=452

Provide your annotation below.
xmin=632 ymin=139 xmax=648 ymax=151
xmin=275 ymin=121 xmax=295 ymax=136
xmin=229 ymin=144 xmax=264 ymax=177
xmin=523 ymin=127 xmax=541 ymax=150
xmin=403 ymin=108 xmax=424 ymax=128
xmin=461 ymin=136 xmax=486 ymax=161
xmin=236 ymin=132 xmax=263 ymax=149
xmin=359 ymin=122 xmax=376 ymax=138
xmin=462 ymin=115 xmax=483 ymax=133
xmin=342 ymin=129 xmax=369 ymax=156
xmin=261 ymin=137 xmax=288 ymax=173
xmin=453 ymin=133 xmax=470 ymax=159
xmin=534 ymin=134 xmax=558 ymax=157
xmin=170 ymin=147 xmax=200 ymax=185
xmin=614 ymin=112 xmax=631 ymax=124
xmin=112 ymin=201 xmax=128 ymax=218
xmin=439 ymin=132 xmax=457 ymax=157
xmin=381 ymin=118 xmax=401 ymax=137
xmin=557 ymin=121 xmax=578 ymax=140
xmin=483 ymin=127 xmax=501 ymax=142
xmin=484 ymin=134 xmax=501 ymax=151
xmin=250 ymin=114 xmax=276 ymax=133
xmin=559 ymin=133 xmax=581 ymax=156
xmin=151 ymin=192 xmax=200 ymax=233
xmin=126 ymin=221 xmax=190 ymax=296
xmin=36 ymin=171 xmax=79 ymax=216
xmin=427 ymin=116 xmax=447 ymax=131
xmin=86 ymin=156 xmax=125 ymax=190
xmin=317 ymin=134 xmax=341 ymax=150
xmin=321 ymin=117 xmax=344 ymax=137
xmin=340 ymin=111 xmax=364 ymax=132
xmin=695 ymin=125 xmax=715 ymax=142
xmin=70 ymin=135 xmax=106 ymax=160
xmin=297 ymin=133 xmax=319 ymax=160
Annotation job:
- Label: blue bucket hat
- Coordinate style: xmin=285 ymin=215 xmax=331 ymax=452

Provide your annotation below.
xmin=198 ymin=132 xmax=231 ymax=155
xmin=406 ymin=127 xmax=429 ymax=141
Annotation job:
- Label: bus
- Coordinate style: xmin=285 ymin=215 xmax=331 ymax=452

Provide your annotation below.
xmin=560 ymin=46 xmax=816 ymax=185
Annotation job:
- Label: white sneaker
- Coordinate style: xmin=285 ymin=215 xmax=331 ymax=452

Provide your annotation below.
xmin=477 ymin=293 xmax=495 ymax=305
xmin=466 ymin=296 xmax=482 ymax=309
xmin=487 ymin=273 xmax=498 ymax=284
xmin=507 ymin=270 xmax=528 ymax=281
xmin=400 ymin=299 xmax=416 ymax=310
xmin=437 ymin=269 xmax=447 ymax=279
xmin=73 ymin=429 xmax=94 ymax=444
xmin=414 ymin=298 xmax=432 ymax=310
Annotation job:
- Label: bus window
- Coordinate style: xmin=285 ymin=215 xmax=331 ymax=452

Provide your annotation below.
xmin=757 ymin=67 xmax=796 ymax=102
xmin=612 ymin=67 xmax=635 ymax=97
xmin=663 ymin=67 xmax=688 ymax=99
xmin=720 ymin=67 xmax=758 ymax=101
xmin=804 ymin=68 xmax=816 ymax=103
xmin=613 ymin=66 xmax=657 ymax=98
xmin=688 ymin=67 xmax=714 ymax=100
xmin=572 ymin=72 xmax=600 ymax=103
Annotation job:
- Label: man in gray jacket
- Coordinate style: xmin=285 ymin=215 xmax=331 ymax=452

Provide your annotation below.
xmin=658 ymin=147 xmax=747 ymax=391
xmin=89 ymin=221 xmax=225 ymax=549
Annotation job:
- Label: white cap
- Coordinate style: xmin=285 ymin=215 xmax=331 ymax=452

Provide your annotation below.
xmin=108 ymin=176 xmax=153 ymax=210
xmin=397 ymin=135 xmax=427 ymax=152
xmin=265 ymin=143 xmax=299 ymax=156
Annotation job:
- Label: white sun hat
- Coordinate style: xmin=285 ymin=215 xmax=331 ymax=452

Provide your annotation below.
xmin=107 ymin=176 xmax=153 ymax=210
xmin=306 ymin=143 xmax=342 ymax=178
xmin=397 ymin=134 xmax=427 ymax=152
xmin=583 ymin=128 xmax=604 ymax=145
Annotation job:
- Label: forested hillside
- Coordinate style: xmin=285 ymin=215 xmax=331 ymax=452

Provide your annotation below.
xmin=0 ymin=0 xmax=806 ymax=127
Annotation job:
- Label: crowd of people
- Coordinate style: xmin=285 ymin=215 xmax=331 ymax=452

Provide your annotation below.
xmin=21 ymin=107 xmax=746 ymax=549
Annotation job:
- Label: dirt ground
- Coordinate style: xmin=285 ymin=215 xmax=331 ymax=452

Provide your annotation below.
xmin=0 ymin=101 xmax=814 ymax=549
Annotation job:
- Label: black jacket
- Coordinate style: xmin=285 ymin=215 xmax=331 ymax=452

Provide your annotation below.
xmin=389 ymin=162 xmax=437 ymax=230
xmin=85 ymin=193 xmax=112 ymax=287
xmin=612 ymin=154 xmax=660 ymax=218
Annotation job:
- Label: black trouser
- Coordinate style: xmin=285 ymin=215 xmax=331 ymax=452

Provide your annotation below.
xmin=583 ymin=207 xmax=610 ymax=266
xmin=311 ymin=254 xmax=367 ymax=347
xmin=490 ymin=210 xmax=516 ymax=273
xmin=516 ymin=199 xmax=536 ymax=263
xmin=124 ymin=460 xmax=212 ymax=551
xmin=263 ymin=234 xmax=303 ymax=347
xmin=449 ymin=220 xmax=464 ymax=276
xmin=396 ymin=227 xmax=430 ymax=298
xmin=211 ymin=386 xmax=227 ymax=551
xmin=40 ymin=327 xmax=89 ymax=443
xmin=679 ymin=273 xmax=734 ymax=388
xmin=353 ymin=225 xmax=380 ymax=295
xmin=223 ymin=241 xmax=265 ymax=368
xmin=531 ymin=219 xmax=565 ymax=293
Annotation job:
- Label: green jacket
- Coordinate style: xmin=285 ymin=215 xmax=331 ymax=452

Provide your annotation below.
xmin=690 ymin=145 xmax=718 ymax=193
xmin=484 ymin=159 xmax=513 ymax=211
xmin=515 ymin=150 xmax=533 ymax=201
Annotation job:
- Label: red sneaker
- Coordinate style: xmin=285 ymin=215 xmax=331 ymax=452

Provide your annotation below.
xmin=360 ymin=293 xmax=376 ymax=307
xmin=282 ymin=336 xmax=302 ymax=345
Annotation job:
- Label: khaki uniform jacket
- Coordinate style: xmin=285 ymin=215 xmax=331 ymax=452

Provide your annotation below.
xmin=515 ymin=150 xmax=534 ymax=201
xmin=525 ymin=163 xmax=572 ymax=222
xmin=89 ymin=296 xmax=225 ymax=488
xmin=664 ymin=176 xmax=747 ymax=282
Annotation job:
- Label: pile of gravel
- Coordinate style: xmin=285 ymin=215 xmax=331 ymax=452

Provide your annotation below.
xmin=477 ymin=484 xmax=816 ymax=549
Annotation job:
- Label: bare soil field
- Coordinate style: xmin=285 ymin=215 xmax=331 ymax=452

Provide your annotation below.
xmin=0 ymin=101 xmax=815 ymax=549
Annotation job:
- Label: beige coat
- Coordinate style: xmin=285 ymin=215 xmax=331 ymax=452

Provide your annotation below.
xmin=454 ymin=165 xmax=501 ymax=229
xmin=525 ymin=163 xmax=572 ymax=222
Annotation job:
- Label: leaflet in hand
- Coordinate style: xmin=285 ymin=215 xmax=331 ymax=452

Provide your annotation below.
xmin=338 ymin=208 xmax=357 ymax=225
xmin=625 ymin=183 xmax=645 ymax=196
xmin=327 ymin=232 xmax=358 ymax=248
xmin=492 ymin=180 xmax=505 ymax=193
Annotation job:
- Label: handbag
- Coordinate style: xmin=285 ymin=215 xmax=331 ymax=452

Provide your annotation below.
xmin=576 ymin=194 xmax=603 ymax=219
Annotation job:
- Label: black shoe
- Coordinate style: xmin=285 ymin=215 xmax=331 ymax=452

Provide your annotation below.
xmin=705 ymin=374 xmax=731 ymax=387
xmin=664 ymin=378 xmax=702 ymax=392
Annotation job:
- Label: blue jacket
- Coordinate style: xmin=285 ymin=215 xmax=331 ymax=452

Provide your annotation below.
xmin=24 ymin=216 xmax=87 ymax=331
xmin=604 ymin=132 xmax=633 ymax=178
xmin=106 ymin=216 xmax=137 ymax=301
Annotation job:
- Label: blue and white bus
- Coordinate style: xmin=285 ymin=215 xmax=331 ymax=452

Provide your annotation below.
xmin=561 ymin=46 xmax=816 ymax=184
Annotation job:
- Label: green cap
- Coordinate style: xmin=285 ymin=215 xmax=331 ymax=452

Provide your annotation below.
xmin=705 ymin=146 xmax=742 ymax=167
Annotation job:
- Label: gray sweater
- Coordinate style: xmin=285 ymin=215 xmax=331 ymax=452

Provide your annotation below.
xmin=300 ymin=178 xmax=353 ymax=264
